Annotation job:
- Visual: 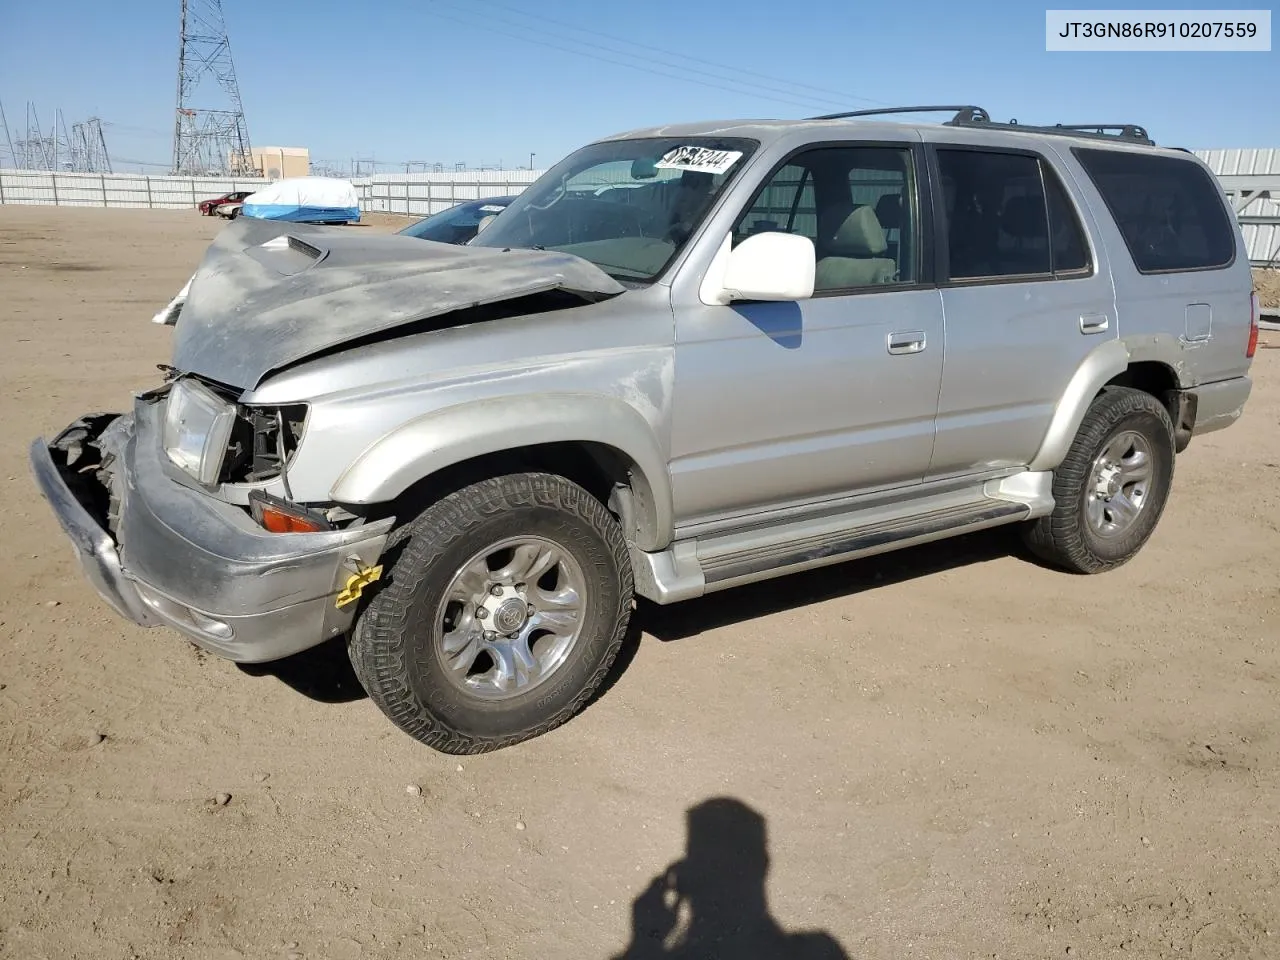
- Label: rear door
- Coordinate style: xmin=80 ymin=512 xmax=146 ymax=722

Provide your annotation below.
xmin=921 ymin=137 xmax=1118 ymax=479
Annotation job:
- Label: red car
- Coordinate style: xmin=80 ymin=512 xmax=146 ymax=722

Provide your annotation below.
xmin=197 ymin=190 xmax=254 ymax=216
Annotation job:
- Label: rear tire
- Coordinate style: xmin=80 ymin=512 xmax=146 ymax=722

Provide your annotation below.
xmin=1022 ymin=386 xmax=1175 ymax=574
xmin=349 ymin=472 xmax=633 ymax=754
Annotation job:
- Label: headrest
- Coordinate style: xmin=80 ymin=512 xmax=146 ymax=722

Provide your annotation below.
xmin=829 ymin=205 xmax=888 ymax=256
xmin=1000 ymin=195 xmax=1047 ymax=239
xmin=874 ymin=193 xmax=902 ymax=230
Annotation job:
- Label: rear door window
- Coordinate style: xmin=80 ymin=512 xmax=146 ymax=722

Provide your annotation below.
xmin=936 ymin=148 xmax=1092 ymax=282
xmin=1072 ymin=148 xmax=1236 ymax=273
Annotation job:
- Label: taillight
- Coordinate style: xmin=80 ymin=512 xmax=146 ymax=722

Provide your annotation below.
xmin=248 ymin=490 xmax=333 ymax=534
xmin=1247 ymin=292 xmax=1260 ymax=359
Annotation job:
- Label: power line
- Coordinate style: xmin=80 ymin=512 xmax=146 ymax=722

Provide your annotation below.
xmin=473 ymin=0 xmax=887 ymax=107
xmin=430 ymin=0 xmax=853 ymax=109
xmin=424 ymin=3 xmax=858 ymax=113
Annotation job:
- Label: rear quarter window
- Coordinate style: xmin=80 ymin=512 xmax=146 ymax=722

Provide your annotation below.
xmin=1072 ymin=148 xmax=1236 ymax=274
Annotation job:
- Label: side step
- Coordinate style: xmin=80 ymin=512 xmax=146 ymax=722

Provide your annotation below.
xmin=632 ymin=473 xmax=1052 ymax=604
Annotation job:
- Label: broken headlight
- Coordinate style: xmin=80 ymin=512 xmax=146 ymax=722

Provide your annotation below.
xmin=220 ymin=402 xmax=309 ymax=484
xmin=162 ymin=377 xmax=309 ymax=487
xmin=162 ymin=378 xmax=237 ymax=485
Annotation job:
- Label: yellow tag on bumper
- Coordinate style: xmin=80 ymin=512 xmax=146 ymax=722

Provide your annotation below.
xmin=335 ymin=564 xmax=383 ymax=609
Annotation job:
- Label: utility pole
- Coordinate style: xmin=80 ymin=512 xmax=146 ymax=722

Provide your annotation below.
xmin=172 ymin=0 xmax=254 ymax=175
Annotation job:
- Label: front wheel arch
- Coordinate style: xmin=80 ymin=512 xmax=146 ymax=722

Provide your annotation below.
xmin=330 ymin=394 xmax=675 ymax=551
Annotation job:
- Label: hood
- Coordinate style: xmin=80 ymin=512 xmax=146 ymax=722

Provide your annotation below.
xmin=168 ymin=217 xmax=626 ymax=389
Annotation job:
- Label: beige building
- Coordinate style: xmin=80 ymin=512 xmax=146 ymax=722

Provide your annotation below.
xmin=249 ymin=146 xmax=310 ymax=179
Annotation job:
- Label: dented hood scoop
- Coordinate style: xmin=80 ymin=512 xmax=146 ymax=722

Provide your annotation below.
xmin=168 ymin=216 xmax=625 ymax=389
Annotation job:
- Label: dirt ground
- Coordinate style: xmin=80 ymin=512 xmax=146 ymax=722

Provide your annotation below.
xmin=2 ymin=205 xmax=1279 ymax=960
xmin=1256 ymin=268 xmax=1279 ymax=311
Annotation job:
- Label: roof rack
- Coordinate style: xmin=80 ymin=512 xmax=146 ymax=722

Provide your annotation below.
xmin=808 ymin=105 xmax=1155 ymax=146
xmin=809 ymin=105 xmax=990 ymax=123
xmin=953 ymin=118 xmax=1155 ymax=145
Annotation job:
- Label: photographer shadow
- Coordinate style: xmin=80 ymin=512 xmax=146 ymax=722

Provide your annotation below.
xmin=611 ymin=797 xmax=850 ymax=959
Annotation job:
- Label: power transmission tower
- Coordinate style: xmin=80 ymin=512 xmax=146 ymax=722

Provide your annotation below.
xmin=17 ymin=103 xmax=66 ymax=170
xmin=171 ymin=0 xmax=255 ymax=176
xmin=71 ymin=118 xmax=112 ymax=173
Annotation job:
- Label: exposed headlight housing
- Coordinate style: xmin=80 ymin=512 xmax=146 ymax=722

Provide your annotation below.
xmin=162 ymin=378 xmax=237 ymax=485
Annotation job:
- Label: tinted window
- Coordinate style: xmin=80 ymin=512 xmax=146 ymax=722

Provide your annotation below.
xmin=733 ymin=145 xmax=917 ymax=291
xmin=1074 ymin=148 xmax=1235 ymax=272
xmin=938 ymin=150 xmax=1050 ymax=280
xmin=937 ymin=149 xmax=1091 ymax=281
xmin=1046 ymin=170 xmax=1089 ymax=272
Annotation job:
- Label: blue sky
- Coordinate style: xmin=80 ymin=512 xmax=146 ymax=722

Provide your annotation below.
xmin=1 ymin=0 xmax=1276 ymax=173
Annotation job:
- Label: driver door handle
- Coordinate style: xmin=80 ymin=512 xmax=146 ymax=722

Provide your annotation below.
xmin=887 ymin=331 xmax=926 ymax=355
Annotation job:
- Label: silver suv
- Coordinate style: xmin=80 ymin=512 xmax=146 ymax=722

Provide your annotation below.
xmin=31 ymin=105 xmax=1260 ymax=754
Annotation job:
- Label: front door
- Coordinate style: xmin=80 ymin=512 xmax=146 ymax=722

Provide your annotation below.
xmin=668 ymin=141 xmax=946 ymax=528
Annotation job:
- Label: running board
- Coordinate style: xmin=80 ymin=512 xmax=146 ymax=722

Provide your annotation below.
xmin=632 ymin=473 xmax=1052 ymax=604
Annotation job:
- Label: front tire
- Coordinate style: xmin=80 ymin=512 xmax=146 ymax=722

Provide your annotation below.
xmin=1023 ymin=386 xmax=1175 ymax=574
xmin=350 ymin=472 xmax=634 ymax=754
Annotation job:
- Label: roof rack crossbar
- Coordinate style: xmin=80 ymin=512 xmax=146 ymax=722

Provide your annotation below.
xmin=807 ymin=105 xmax=1156 ymax=146
xmin=1048 ymin=123 xmax=1150 ymax=140
xmin=808 ymin=105 xmax=989 ymax=123
xmin=947 ymin=117 xmax=1155 ymax=145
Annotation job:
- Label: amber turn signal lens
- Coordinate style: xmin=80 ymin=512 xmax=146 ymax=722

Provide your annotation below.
xmin=248 ymin=490 xmax=332 ymax=534
xmin=259 ymin=506 xmax=329 ymax=534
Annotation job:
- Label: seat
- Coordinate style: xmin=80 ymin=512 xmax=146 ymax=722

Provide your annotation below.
xmin=996 ymin=194 xmax=1051 ymax=274
xmin=874 ymin=193 xmax=901 ymax=230
xmin=814 ymin=205 xmax=897 ymax=289
xmin=874 ymin=193 xmax=902 ymax=262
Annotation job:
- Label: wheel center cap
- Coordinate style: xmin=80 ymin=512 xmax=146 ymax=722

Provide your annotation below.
xmin=1095 ymin=463 xmax=1122 ymax=500
xmin=493 ymin=597 xmax=529 ymax=635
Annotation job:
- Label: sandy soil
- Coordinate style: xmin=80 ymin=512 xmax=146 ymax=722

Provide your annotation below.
xmin=1255 ymin=269 xmax=1279 ymax=311
xmin=2 ymin=205 xmax=1279 ymax=960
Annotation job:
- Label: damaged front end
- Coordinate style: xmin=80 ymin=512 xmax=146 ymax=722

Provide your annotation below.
xmin=30 ymin=392 xmax=394 ymax=663
xmin=152 ymin=215 xmax=625 ymax=390
xmin=35 ymin=214 xmax=630 ymax=662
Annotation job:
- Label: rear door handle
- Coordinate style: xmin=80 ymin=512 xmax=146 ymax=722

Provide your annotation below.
xmin=887 ymin=330 xmax=926 ymax=355
xmin=1080 ymin=313 xmax=1110 ymax=334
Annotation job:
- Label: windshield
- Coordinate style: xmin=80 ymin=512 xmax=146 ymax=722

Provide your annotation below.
xmin=399 ymin=197 xmax=513 ymax=243
xmin=469 ymin=136 xmax=758 ymax=282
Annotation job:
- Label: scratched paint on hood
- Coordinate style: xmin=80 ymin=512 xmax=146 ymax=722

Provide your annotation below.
xmin=169 ymin=216 xmax=625 ymax=390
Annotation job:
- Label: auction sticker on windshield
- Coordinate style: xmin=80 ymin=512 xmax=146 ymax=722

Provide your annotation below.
xmin=655 ymin=146 xmax=744 ymax=175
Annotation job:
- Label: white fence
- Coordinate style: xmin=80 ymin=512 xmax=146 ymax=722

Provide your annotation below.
xmin=0 ymin=167 xmax=543 ymax=215
xmin=356 ymin=170 xmax=543 ymax=217
xmin=0 ymin=170 xmax=271 ymax=209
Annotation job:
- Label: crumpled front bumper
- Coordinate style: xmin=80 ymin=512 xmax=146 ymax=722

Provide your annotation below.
xmin=28 ymin=395 xmax=393 ymax=663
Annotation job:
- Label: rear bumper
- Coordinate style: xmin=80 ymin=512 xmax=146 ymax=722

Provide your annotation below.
xmin=1187 ymin=375 xmax=1252 ymax=437
xmin=29 ymin=398 xmax=393 ymax=663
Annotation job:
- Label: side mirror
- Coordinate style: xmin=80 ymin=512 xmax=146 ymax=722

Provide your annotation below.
xmin=702 ymin=232 xmax=815 ymax=304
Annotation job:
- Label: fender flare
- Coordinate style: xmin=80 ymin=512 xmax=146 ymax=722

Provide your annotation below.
xmin=330 ymin=392 xmax=674 ymax=551
xmin=1027 ymin=339 xmax=1131 ymax=472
